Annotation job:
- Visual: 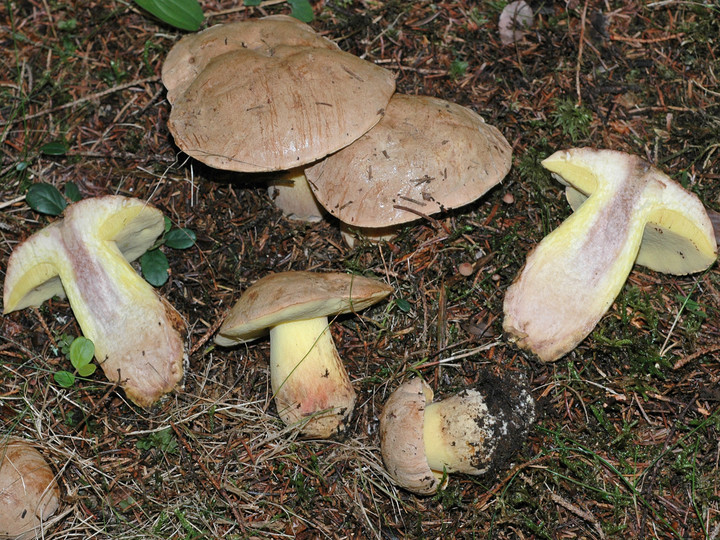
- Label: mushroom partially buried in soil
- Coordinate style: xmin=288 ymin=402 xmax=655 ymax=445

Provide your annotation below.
xmin=305 ymin=94 xmax=512 ymax=245
xmin=3 ymin=195 xmax=186 ymax=407
xmin=503 ymin=148 xmax=718 ymax=362
xmin=215 ymin=271 xmax=392 ymax=438
xmin=0 ymin=439 xmax=60 ymax=540
xmin=379 ymin=376 xmax=536 ymax=495
xmin=164 ymin=17 xmax=396 ymax=220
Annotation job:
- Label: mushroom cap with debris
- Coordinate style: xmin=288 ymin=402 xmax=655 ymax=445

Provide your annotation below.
xmin=167 ymin=43 xmax=396 ymax=173
xmin=305 ymin=94 xmax=512 ymax=230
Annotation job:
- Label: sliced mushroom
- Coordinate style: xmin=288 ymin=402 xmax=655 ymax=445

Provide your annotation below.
xmin=216 ymin=271 xmax=392 ymax=438
xmin=503 ymin=148 xmax=718 ymax=362
xmin=3 ymin=195 xmax=186 ymax=407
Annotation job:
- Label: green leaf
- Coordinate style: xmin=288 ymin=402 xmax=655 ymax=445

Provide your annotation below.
xmin=165 ymin=228 xmax=196 ymax=249
xmin=395 ymin=298 xmax=412 ymax=312
xmin=141 ymin=249 xmax=170 ymax=287
xmin=26 ymin=183 xmax=67 ymax=215
xmin=243 ymin=0 xmax=261 ymax=6
xmin=40 ymin=140 xmax=68 ymax=156
xmin=163 ymin=215 xmax=172 ymax=234
xmin=64 ymin=182 xmax=82 ymax=202
xmin=77 ymin=363 xmax=97 ymax=377
xmin=54 ymin=371 xmax=76 ymax=388
xmin=288 ymin=0 xmax=314 ymax=22
xmin=69 ymin=337 xmax=95 ymax=369
xmin=133 ymin=0 xmax=204 ymax=31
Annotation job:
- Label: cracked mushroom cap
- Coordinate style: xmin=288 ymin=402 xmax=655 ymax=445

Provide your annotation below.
xmin=162 ymin=15 xmax=340 ymax=104
xmin=0 ymin=439 xmax=60 ymax=540
xmin=167 ymin=44 xmax=396 ymax=173
xmin=216 ymin=271 xmax=393 ymax=346
xmin=305 ymin=94 xmax=512 ymax=230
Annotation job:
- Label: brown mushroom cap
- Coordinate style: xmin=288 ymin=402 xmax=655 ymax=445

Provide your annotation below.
xmin=378 ymin=378 xmax=440 ymax=495
xmin=162 ymin=15 xmax=340 ymax=104
xmin=0 ymin=439 xmax=60 ymax=539
xmin=167 ymin=45 xmax=396 ymax=173
xmin=216 ymin=271 xmax=393 ymax=346
xmin=305 ymin=94 xmax=512 ymax=229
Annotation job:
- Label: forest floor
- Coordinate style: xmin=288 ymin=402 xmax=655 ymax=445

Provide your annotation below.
xmin=1 ymin=1 xmax=720 ymax=538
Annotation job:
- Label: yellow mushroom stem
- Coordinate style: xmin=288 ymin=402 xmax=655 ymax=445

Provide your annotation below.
xmin=269 ymin=316 xmax=357 ymax=438
xmin=422 ymin=390 xmax=493 ymax=478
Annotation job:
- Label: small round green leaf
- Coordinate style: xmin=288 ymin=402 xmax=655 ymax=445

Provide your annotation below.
xmin=69 ymin=337 xmax=95 ymax=369
xmin=165 ymin=228 xmax=196 ymax=250
xmin=243 ymin=0 xmax=261 ymax=5
xmin=288 ymin=0 xmax=314 ymax=22
xmin=395 ymin=298 xmax=412 ymax=312
xmin=141 ymin=249 xmax=170 ymax=287
xmin=26 ymin=183 xmax=67 ymax=216
xmin=40 ymin=141 xmax=69 ymax=156
xmin=133 ymin=0 xmax=204 ymax=31
xmin=64 ymin=182 xmax=82 ymax=202
xmin=54 ymin=371 xmax=76 ymax=388
xmin=77 ymin=363 xmax=97 ymax=377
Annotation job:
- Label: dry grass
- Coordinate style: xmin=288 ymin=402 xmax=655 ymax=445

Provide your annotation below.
xmin=2 ymin=0 xmax=720 ymax=538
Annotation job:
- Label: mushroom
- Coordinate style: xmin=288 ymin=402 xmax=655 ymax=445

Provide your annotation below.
xmin=215 ymin=271 xmax=392 ymax=438
xmin=503 ymin=148 xmax=718 ymax=362
xmin=0 ymin=439 xmax=60 ymax=539
xmin=379 ymin=376 xmax=536 ymax=495
xmin=304 ymin=94 xmax=512 ymax=245
xmin=266 ymin=168 xmax=326 ymax=222
xmin=3 ymin=195 xmax=186 ymax=407
xmin=162 ymin=14 xmax=340 ymax=105
xmin=164 ymin=21 xmax=395 ymax=221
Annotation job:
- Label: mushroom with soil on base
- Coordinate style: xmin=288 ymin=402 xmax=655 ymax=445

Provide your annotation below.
xmin=215 ymin=271 xmax=392 ymax=438
xmin=0 ymin=439 xmax=61 ymax=540
xmin=379 ymin=376 xmax=536 ymax=495
xmin=503 ymin=148 xmax=718 ymax=362
xmin=304 ymin=94 xmax=512 ymax=246
xmin=3 ymin=195 xmax=186 ymax=407
xmin=163 ymin=16 xmax=396 ymax=221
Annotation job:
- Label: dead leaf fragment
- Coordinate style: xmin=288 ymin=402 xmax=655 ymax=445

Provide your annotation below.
xmin=499 ymin=1 xmax=533 ymax=45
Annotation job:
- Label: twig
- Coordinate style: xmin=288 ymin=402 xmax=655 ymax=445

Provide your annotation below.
xmin=0 ymin=76 xmax=160 ymax=127
xmin=673 ymin=344 xmax=720 ymax=370
xmin=550 ymin=492 xmax=606 ymax=539
xmin=575 ymin=0 xmax=589 ymax=105
xmin=189 ymin=308 xmax=228 ymax=356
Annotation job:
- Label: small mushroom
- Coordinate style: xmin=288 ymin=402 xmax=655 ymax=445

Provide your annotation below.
xmin=0 ymin=439 xmax=60 ymax=539
xmin=3 ymin=195 xmax=186 ymax=407
xmin=216 ymin=271 xmax=392 ymax=438
xmin=379 ymin=377 xmax=536 ymax=495
xmin=305 ymin=94 xmax=512 ymax=245
xmin=503 ymin=148 xmax=718 ymax=362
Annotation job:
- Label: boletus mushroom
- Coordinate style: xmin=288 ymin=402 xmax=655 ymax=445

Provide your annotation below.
xmin=503 ymin=148 xmax=718 ymax=362
xmin=164 ymin=17 xmax=396 ymax=221
xmin=216 ymin=271 xmax=392 ymax=438
xmin=305 ymin=94 xmax=512 ymax=245
xmin=379 ymin=376 xmax=536 ymax=495
xmin=0 ymin=439 xmax=60 ymax=539
xmin=3 ymin=195 xmax=186 ymax=407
